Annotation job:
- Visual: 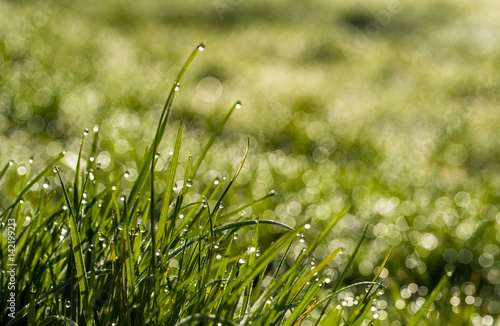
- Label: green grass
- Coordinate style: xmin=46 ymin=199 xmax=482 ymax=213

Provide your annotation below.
xmin=2 ymin=0 xmax=500 ymax=325
xmin=1 ymin=45 xmax=395 ymax=325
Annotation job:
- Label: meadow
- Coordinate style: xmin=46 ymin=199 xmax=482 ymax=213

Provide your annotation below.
xmin=1 ymin=0 xmax=500 ymax=325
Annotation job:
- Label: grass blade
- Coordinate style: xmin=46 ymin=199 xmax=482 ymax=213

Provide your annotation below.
xmin=54 ymin=167 xmax=94 ymax=326
xmin=190 ymin=100 xmax=241 ymax=180
xmin=408 ymin=271 xmax=450 ymax=326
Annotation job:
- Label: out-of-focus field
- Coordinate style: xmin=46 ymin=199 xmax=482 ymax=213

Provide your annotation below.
xmin=1 ymin=0 xmax=500 ymax=323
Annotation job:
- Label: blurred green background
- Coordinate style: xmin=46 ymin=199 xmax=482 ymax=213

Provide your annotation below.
xmin=1 ymin=0 xmax=500 ymax=322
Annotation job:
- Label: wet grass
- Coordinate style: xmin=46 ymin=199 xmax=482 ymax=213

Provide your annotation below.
xmin=0 ymin=45 xmax=397 ymax=325
xmin=2 ymin=0 xmax=500 ymax=325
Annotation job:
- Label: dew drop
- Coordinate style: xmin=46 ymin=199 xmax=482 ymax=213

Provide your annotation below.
xmin=124 ymin=171 xmax=130 ymax=178
xmin=83 ymin=128 xmax=89 ymax=135
xmin=9 ymin=160 xmax=14 ymax=166
xmin=238 ymin=258 xmax=245 ymax=264
xmin=96 ymin=163 xmax=101 ymax=169
xmin=214 ymin=178 xmax=220 ymax=185
xmin=155 ymin=152 xmax=160 ymax=159
xmin=43 ymin=180 xmax=50 ymax=189
xmin=174 ymin=83 xmax=180 ymax=92
xmin=377 ymin=288 xmax=385 ymax=296
xmin=235 ymin=101 xmax=242 ymax=109
xmin=120 ymin=195 xmax=126 ymax=202
xmin=53 ymin=166 xmax=59 ymax=173
xmin=30 ymin=284 xmax=37 ymax=294
xmin=156 ymin=250 xmax=161 ymax=257
xmin=28 ymin=157 xmax=34 ymax=164
xmin=216 ymin=254 xmax=222 ymax=260
xmin=198 ymin=44 xmax=205 ymax=51
xmin=219 ymin=202 xmax=224 ymax=209
xmin=240 ymin=211 xmax=245 ymax=217
xmin=98 ymin=233 xmax=105 ymax=241
xmin=179 ymin=214 xmax=184 ymax=219
xmin=112 ymin=186 xmax=117 ymax=191
xmin=233 ymin=233 xmax=239 ymax=240
xmin=305 ymin=224 xmax=311 ymax=229
xmin=93 ymin=125 xmax=99 ymax=132
xmin=373 ymin=313 xmax=379 ymax=319
xmin=65 ymin=300 xmax=71 ymax=308
xmin=325 ymin=278 xmax=331 ymax=284
xmin=186 ymin=179 xmax=193 ymax=187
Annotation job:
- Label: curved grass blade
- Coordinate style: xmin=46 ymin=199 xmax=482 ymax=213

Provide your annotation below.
xmin=211 ymin=137 xmax=249 ymax=223
xmin=408 ymin=272 xmax=450 ymax=326
xmin=218 ymin=190 xmax=276 ymax=222
xmin=315 ymin=225 xmax=368 ymax=326
xmin=350 ymin=247 xmax=392 ymax=325
xmin=190 ymin=100 xmax=241 ymax=180
xmin=167 ymin=219 xmax=294 ymax=260
xmin=54 ymin=167 xmax=94 ymax=326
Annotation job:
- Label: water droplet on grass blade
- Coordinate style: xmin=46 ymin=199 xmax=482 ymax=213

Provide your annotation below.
xmin=120 ymin=195 xmax=126 ymax=201
xmin=28 ymin=157 xmax=34 ymax=164
xmin=305 ymin=224 xmax=311 ymax=229
xmin=235 ymin=101 xmax=242 ymax=109
xmin=233 ymin=233 xmax=239 ymax=240
xmin=53 ymin=166 xmax=59 ymax=173
xmin=124 ymin=171 xmax=130 ymax=178
xmin=93 ymin=125 xmax=99 ymax=132
xmin=156 ymin=250 xmax=161 ymax=257
xmin=174 ymin=83 xmax=180 ymax=92
xmin=30 ymin=284 xmax=37 ymax=294
xmin=83 ymin=128 xmax=89 ymax=135
xmin=186 ymin=179 xmax=193 ymax=187
xmin=238 ymin=258 xmax=246 ymax=264
xmin=219 ymin=202 xmax=224 ymax=209
xmin=198 ymin=44 xmax=205 ymax=51
xmin=9 ymin=160 xmax=14 ymax=166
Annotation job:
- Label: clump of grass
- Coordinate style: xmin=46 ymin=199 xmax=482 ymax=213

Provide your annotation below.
xmin=2 ymin=44 xmax=401 ymax=325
